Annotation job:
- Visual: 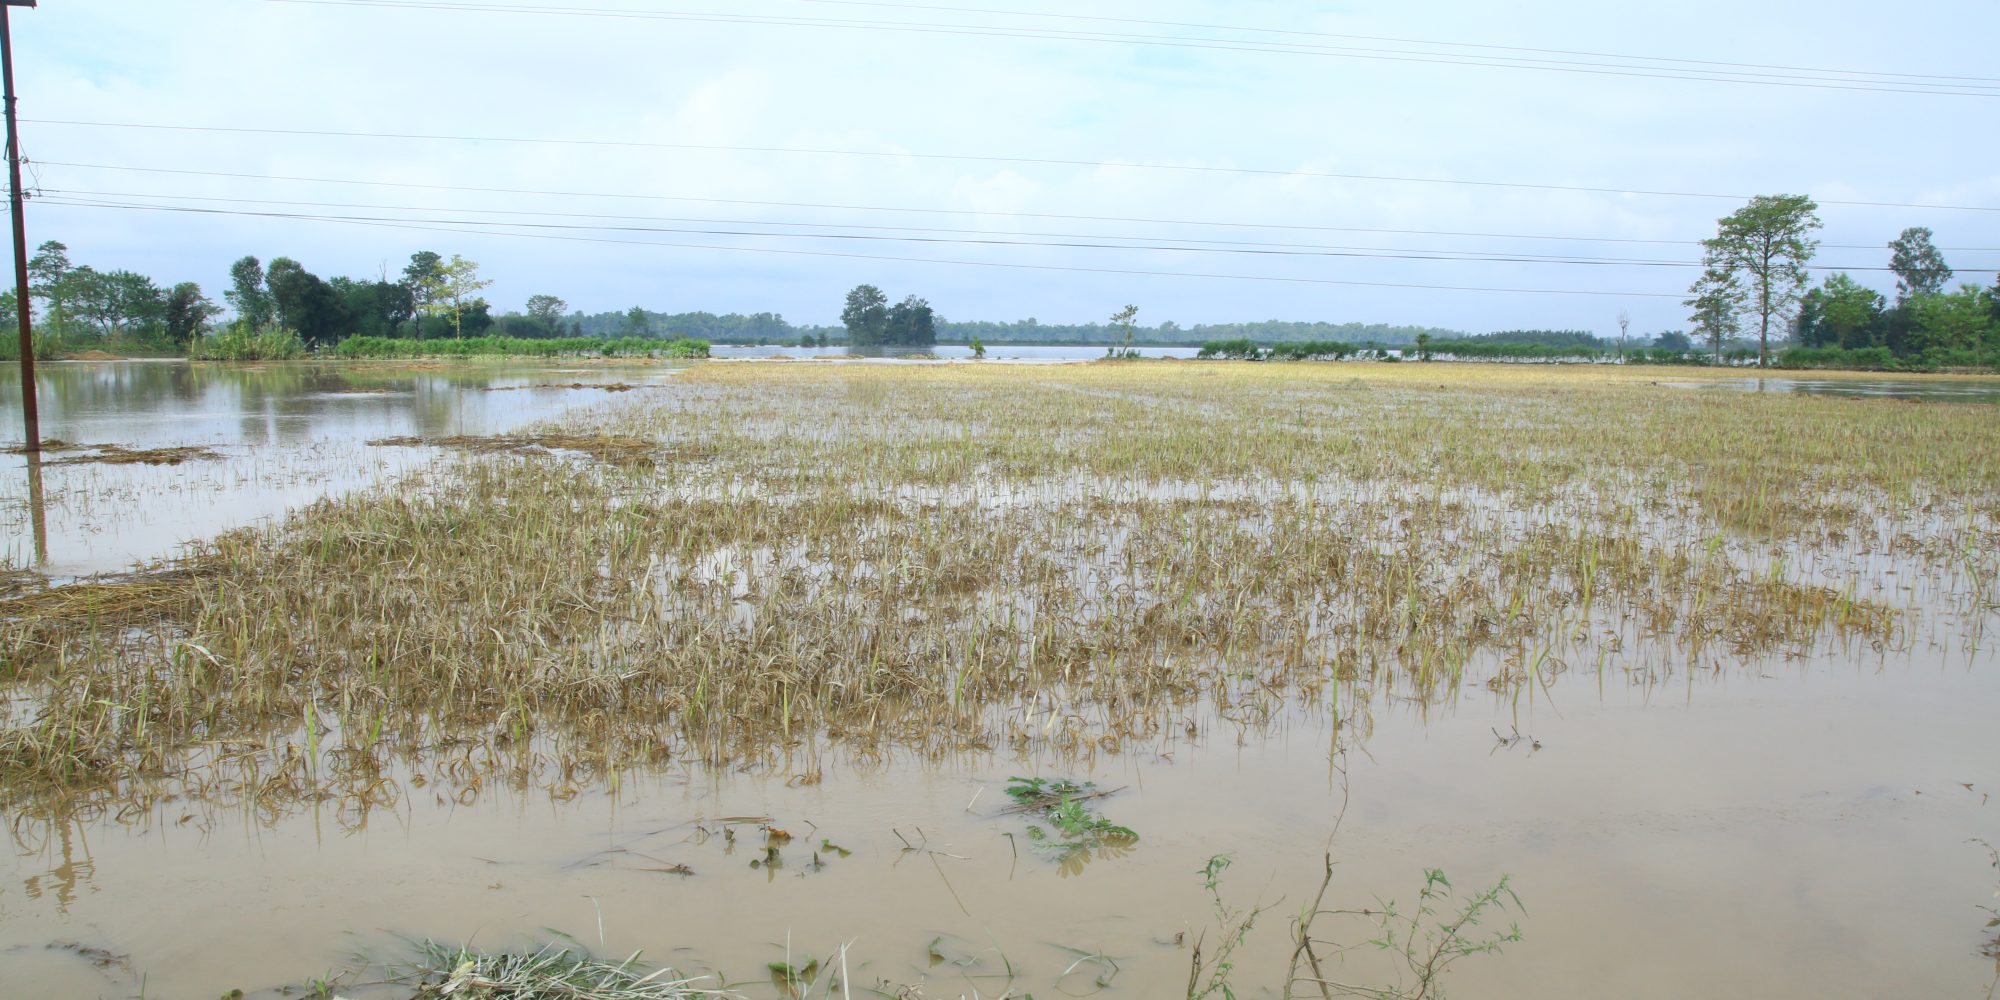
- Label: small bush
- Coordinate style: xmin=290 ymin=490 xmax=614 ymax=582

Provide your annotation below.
xmin=189 ymin=325 xmax=307 ymax=361
xmin=1196 ymin=338 xmax=1263 ymax=360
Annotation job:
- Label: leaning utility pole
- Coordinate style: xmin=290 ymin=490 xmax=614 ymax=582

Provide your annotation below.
xmin=3 ymin=0 xmax=37 ymax=453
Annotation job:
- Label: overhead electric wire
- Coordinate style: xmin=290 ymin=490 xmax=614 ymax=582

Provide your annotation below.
xmin=42 ymin=193 xmax=1949 ymax=280
xmin=28 ymin=121 xmax=2000 ymax=213
xmin=39 ymin=196 xmax=1692 ymax=299
xmin=779 ymin=0 xmax=2000 ymax=85
xmin=41 ymin=187 xmax=1959 ymax=271
xmin=33 ymin=161 xmax=1997 ymax=258
xmin=266 ymin=0 xmax=2000 ymax=98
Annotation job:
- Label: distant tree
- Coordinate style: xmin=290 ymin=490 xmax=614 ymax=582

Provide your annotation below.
xmin=1414 ymin=331 xmax=1433 ymax=360
xmin=1464 ymin=329 xmax=1603 ymax=349
xmin=1796 ymin=273 xmax=1885 ymax=350
xmin=163 ymin=282 xmax=221 ymax=346
xmin=226 ymin=256 xmax=276 ymax=329
xmin=525 ymin=294 xmax=569 ymax=335
xmin=622 ymin=305 xmax=651 ymax=337
xmin=1685 ymin=271 xmax=1743 ymax=364
xmin=1651 ymin=330 xmax=1693 ymax=352
xmin=842 ymin=284 xmax=889 ymax=345
xmin=1616 ymin=311 xmax=1630 ymax=359
xmin=102 ymin=270 xmax=166 ymax=337
xmin=55 ymin=266 xmax=165 ymax=340
xmin=1694 ymin=195 xmax=1821 ymax=367
xmin=331 ymin=277 xmax=415 ymax=339
xmin=459 ymin=298 xmax=495 ymax=338
xmin=1887 ymin=226 xmax=1952 ymax=303
xmin=886 ymin=294 xmax=937 ymax=346
xmin=266 ymin=257 xmax=347 ymax=347
xmin=434 ymin=255 xmax=491 ymax=338
xmin=1110 ymin=304 xmax=1139 ymax=357
xmin=61 ymin=267 xmax=115 ymax=336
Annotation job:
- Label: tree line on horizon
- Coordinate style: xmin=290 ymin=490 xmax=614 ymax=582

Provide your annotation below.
xmin=5 ymin=226 xmax=1991 ymax=368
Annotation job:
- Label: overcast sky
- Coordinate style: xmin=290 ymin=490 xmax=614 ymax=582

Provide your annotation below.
xmin=14 ymin=0 xmax=2000 ymax=335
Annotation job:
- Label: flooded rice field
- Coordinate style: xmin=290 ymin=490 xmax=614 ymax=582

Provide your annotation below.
xmin=2 ymin=361 xmax=1998 ymax=998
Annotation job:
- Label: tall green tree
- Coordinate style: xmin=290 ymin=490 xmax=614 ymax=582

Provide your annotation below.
xmin=226 ymin=256 xmax=276 ymax=329
xmin=886 ymin=294 xmax=937 ymax=346
xmin=1796 ymin=272 xmax=1885 ymax=349
xmin=525 ymin=294 xmax=569 ymax=335
xmin=435 ymin=254 xmax=492 ymax=339
xmin=1693 ymin=194 xmax=1821 ymax=367
xmin=842 ymin=284 xmax=889 ymax=345
xmin=102 ymin=270 xmax=167 ymax=337
xmin=163 ymin=282 xmax=221 ymax=346
xmin=331 ymin=277 xmax=415 ymax=339
xmin=1886 ymin=226 xmax=1952 ymax=303
xmin=402 ymin=251 xmax=446 ymax=336
xmin=1685 ymin=271 xmax=1742 ymax=364
xmin=28 ymin=240 xmax=75 ymax=334
xmin=267 ymin=257 xmax=347 ymax=347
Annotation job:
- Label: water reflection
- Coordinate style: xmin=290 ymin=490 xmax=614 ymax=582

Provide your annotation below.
xmin=18 ymin=816 xmax=95 ymax=915
xmin=22 ymin=449 xmax=45 ymax=564
xmin=1664 ymin=375 xmax=2000 ymax=403
xmin=709 ymin=344 xmax=1201 ymax=361
xmin=0 ymin=360 xmax=679 ymax=576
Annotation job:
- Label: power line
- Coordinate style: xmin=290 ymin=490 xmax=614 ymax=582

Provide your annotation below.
xmin=780 ymin=0 xmax=2000 ymax=85
xmin=40 ymin=196 xmax=1693 ymax=299
xmin=43 ymin=188 xmax=1962 ymax=271
xmin=267 ymin=0 xmax=2000 ymax=98
xmin=28 ymin=120 xmax=2000 ymax=213
xmin=34 ymin=161 xmax=1997 ymax=257
xmin=42 ymin=192 xmax=1715 ymax=267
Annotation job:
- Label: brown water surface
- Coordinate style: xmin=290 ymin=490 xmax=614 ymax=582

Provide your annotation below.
xmin=4 ymin=646 xmax=1995 ymax=999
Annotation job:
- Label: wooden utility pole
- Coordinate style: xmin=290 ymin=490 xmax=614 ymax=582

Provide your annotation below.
xmin=3 ymin=1 xmax=37 ymax=453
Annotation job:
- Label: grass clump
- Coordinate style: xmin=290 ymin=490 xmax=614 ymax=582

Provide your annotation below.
xmin=399 ymin=942 xmax=711 ymax=999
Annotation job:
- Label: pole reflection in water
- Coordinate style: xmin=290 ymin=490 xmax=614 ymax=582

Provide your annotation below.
xmin=23 ymin=447 xmax=44 ymax=564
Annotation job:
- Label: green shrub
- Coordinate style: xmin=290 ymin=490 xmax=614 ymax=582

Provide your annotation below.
xmin=189 ymin=325 xmax=307 ymax=361
xmin=1196 ymin=338 xmax=1263 ymax=360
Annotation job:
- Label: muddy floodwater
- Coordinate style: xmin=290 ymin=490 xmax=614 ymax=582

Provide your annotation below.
xmin=2 ymin=362 xmax=1998 ymax=999
xmin=0 ymin=360 xmax=683 ymax=578
xmin=7 ymin=657 xmax=1997 ymax=999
